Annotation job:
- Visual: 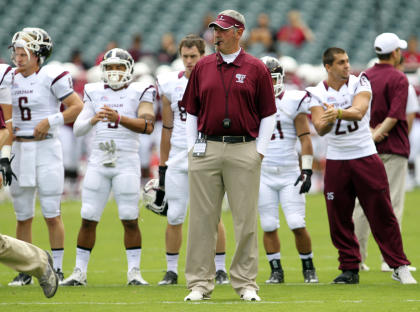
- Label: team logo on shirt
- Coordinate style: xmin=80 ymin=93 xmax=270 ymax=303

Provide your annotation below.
xmin=235 ymin=73 xmax=246 ymax=84
xmin=100 ymin=95 xmax=109 ymax=101
xmin=360 ymin=75 xmax=368 ymax=86
xmin=327 ymin=192 xmax=334 ymax=200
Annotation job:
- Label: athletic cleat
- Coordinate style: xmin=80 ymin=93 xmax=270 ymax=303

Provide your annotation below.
xmin=360 ymin=263 xmax=370 ymax=271
xmin=215 ymin=270 xmax=229 ymax=285
xmin=240 ymin=289 xmax=261 ymax=301
xmin=392 ymin=265 xmax=417 ymax=284
xmin=158 ymin=271 xmax=178 ymax=285
xmin=60 ymin=267 xmax=87 ymax=286
xmin=265 ymin=270 xmax=284 ymax=284
xmin=303 ymin=269 xmax=319 ymax=283
xmin=382 ymin=262 xmax=416 ymax=272
xmin=38 ymin=251 xmax=59 ymax=298
xmin=8 ymin=272 xmax=33 ymax=286
xmin=55 ymin=268 xmax=65 ymax=282
xmin=127 ymin=267 xmax=149 ymax=285
xmin=184 ymin=290 xmax=211 ymax=301
xmin=332 ymin=270 xmax=359 ymax=284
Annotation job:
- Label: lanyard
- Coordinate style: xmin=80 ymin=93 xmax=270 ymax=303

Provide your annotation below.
xmin=218 ymin=63 xmax=238 ymax=120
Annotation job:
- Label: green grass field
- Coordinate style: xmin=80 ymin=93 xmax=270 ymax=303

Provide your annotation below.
xmin=0 ymin=190 xmax=419 ymax=312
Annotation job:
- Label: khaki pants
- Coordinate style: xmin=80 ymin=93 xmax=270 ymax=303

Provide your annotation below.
xmin=353 ymin=154 xmax=407 ymax=262
xmin=0 ymin=234 xmax=47 ymax=279
xmin=185 ymin=141 xmax=261 ymax=296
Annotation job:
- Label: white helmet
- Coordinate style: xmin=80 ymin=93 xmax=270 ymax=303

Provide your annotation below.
xmin=11 ymin=27 xmax=53 ymax=65
xmin=100 ymin=48 xmax=134 ymax=89
xmin=143 ymin=179 xmax=168 ymax=216
xmin=279 ymin=55 xmax=298 ymax=73
xmin=260 ymin=56 xmax=284 ymax=96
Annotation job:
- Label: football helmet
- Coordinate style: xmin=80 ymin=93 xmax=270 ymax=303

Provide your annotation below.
xmin=100 ymin=48 xmax=134 ymax=89
xmin=260 ymin=56 xmax=284 ymax=96
xmin=11 ymin=27 xmax=53 ymax=65
xmin=143 ymin=179 xmax=168 ymax=216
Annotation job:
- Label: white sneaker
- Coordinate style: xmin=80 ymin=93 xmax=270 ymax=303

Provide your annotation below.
xmin=360 ymin=263 xmax=370 ymax=271
xmin=60 ymin=268 xmax=87 ymax=286
xmin=381 ymin=262 xmax=393 ymax=272
xmin=240 ymin=289 xmax=261 ymax=302
xmin=392 ymin=265 xmax=418 ymax=284
xmin=184 ymin=290 xmax=210 ymax=301
xmin=127 ymin=267 xmax=149 ymax=285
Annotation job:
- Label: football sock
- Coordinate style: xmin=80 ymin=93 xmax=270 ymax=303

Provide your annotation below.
xmin=76 ymin=246 xmax=91 ymax=273
xmin=299 ymin=252 xmax=314 ymax=270
xmin=166 ymin=253 xmax=179 ymax=274
xmin=51 ymin=248 xmax=64 ymax=271
xmin=126 ymin=247 xmax=142 ymax=272
xmin=266 ymin=252 xmax=281 ymax=262
xmin=267 ymin=252 xmax=282 ymax=272
xmin=215 ymin=252 xmax=226 ymax=272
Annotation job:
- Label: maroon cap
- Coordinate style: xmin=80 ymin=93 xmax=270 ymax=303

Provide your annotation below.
xmin=208 ymin=14 xmax=245 ymax=30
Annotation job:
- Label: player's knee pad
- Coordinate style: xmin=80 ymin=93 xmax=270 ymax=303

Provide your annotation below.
xmin=117 ymin=202 xmax=139 ymax=220
xmin=11 ymin=189 xmax=36 ymax=221
xmin=259 ymin=208 xmax=279 ymax=232
xmin=166 ymin=199 xmax=188 ymax=225
xmin=286 ymin=212 xmax=306 ymax=230
xmin=37 ymin=164 xmax=64 ymax=196
xmin=39 ymin=195 xmax=62 ymax=218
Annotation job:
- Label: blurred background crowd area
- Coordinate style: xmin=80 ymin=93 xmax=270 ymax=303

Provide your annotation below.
xmin=1 ymin=0 xmax=420 ymax=200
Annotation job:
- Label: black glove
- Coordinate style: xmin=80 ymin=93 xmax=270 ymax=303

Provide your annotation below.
xmin=0 ymin=156 xmax=17 ymax=186
xmin=158 ymin=165 xmax=167 ymax=189
xmin=294 ymin=169 xmax=312 ymax=194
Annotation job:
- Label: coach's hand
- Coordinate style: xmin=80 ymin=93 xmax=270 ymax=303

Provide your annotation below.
xmin=294 ymin=169 xmax=312 ymax=194
xmin=0 ymin=156 xmax=17 ymax=186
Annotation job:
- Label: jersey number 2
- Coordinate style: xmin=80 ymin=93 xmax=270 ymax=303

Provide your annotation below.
xmin=18 ymin=97 xmax=31 ymax=121
xmin=335 ymin=120 xmax=358 ymax=135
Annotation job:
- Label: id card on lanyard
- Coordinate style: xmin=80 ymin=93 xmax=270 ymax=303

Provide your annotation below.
xmin=192 ymin=137 xmax=207 ymax=157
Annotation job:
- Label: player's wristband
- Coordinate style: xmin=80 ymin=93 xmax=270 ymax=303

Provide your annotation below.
xmin=337 ymin=108 xmax=343 ymax=120
xmin=301 ymin=155 xmax=313 ymax=170
xmin=1 ymin=145 xmax=11 ymax=160
xmin=47 ymin=112 xmax=64 ymax=127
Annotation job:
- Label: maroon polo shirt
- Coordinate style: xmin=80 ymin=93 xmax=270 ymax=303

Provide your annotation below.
xmin=0 ymin=107 xmax=6 ymax=129
xmin=366 ymin=63 xmax=410 ymax=158
xmin=183 ymin=49 xmax=276 ymax=137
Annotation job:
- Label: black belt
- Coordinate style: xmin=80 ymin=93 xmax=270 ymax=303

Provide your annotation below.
xmin=205 ymin=135 xmax=255 ymax=144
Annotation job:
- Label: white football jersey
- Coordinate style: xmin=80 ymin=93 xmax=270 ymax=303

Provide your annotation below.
xmin=8 ymin=64 xmax=73 ymax=137
xmin=156 ymin=71 xmax=188 ymax=150
xmin=306 ymin=74 xmax=376 ymax=160
xmin=82 ymin=81 xmax=156 ymax=159
xmin=263 ymin=90 xmax=310 ymax=167
xmin=0 ymin=64 xmax=13 ymax=104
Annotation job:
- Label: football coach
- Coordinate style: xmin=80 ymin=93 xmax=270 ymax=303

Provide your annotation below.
xmin=182 ymin=9 xmax=276 ymax=302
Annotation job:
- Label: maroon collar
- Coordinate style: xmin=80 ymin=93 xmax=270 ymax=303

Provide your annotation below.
xmin=216 ymin=49 xmax=245 ymax=67
xmin=278 ymin=91 xmax=285 ymax=100
xmin=178 ymin=71 xmax=185 ymax=79
xmin=323 ymin=78 xmax=349 ymax=90
xmin=104 ymin=84 xmax=129 ymax=90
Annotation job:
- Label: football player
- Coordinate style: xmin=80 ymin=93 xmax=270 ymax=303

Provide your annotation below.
xmin=60 ymin=48 xmax=155 ymax=286
xmin=155 ymin=35 xmax=229 ymax=285
xmin=0 ymin=27 xmax=83 ymax=286
xmin=258 ymin=56 xmax=318 ymax=284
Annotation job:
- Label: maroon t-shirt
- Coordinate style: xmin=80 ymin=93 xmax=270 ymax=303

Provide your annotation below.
xmin=0 ymin=107 xmax=6 ymax=129
xmin=366 ymin=63 xmax=410 ymax=158
xmin=183 ymin=49 xmax=276 ymax=137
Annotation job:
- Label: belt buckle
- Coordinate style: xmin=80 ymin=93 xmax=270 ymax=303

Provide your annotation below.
xmin=222 ymin=136 xmax=227 ymax=143
xmin=242 ymin=136 xmax=245 ymax=142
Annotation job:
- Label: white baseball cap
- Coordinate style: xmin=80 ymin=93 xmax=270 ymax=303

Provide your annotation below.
xmin=374 ymin=33 xmax=407 ymax=54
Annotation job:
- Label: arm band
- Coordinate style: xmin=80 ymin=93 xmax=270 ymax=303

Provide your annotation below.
xmin=142 ymin=119 xmax=154 ymax=134
xmin=298 ymin=132 xmax=310 ymax=138
xmin=47 ymin=112 xmax=64 ymax=127
xmin=337 ymin=108 xmax=343 ymax=120
xmin=162 ymin=124 xmax=174 ymax=130
xmin=301 ymin=155 xmax=313 ymax=170
xmin=1 ymin=145 xmax=11 ymax=159
xmin=5 ymin=119 xmax=12 ymax=124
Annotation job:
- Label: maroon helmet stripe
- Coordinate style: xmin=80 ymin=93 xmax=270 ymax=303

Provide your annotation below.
xmin=0 ymin=66 xmax=12 ymax=85
xmin=51 ymin=71 xmax=69 ymax=86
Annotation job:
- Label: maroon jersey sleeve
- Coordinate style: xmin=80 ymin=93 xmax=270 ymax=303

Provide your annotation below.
xmin=184 ymin=65 xmax=201 ymax=116
xmin=388 ymin=74 xmax=408 ymax=120
xmin=255 ymin=65 xmax=276 ymax=118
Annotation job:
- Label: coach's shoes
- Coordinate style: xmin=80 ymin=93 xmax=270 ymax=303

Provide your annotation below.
xmin=383 ymin=261 xmax=416 ymax=272
xmin=303 ymin=269 xmax=319 ymax=283
xmin=158 ymin=271 xmax=178 ymax=285
xmin=60 ymin=267 xmax=87 ymax=286
xmin=184 ymin=290 xmax=211 ymax=301
xmin=240 ymin=289 xmax=261 ymax=301
xmin=8 ymin=272 xmax=33 ymax=286
xmin=38 ymin=251 xmax=59 ymax=298
xmin=392 ymin=265 xmax=417 ymax=284
xmin=127 ymin=267 xmax=149 ymax=285
xmin=215 ymin=270 xmax=229 ymax=285
xmin=332 ymin=270 xmax=359 ymax=284
xmin=266 ymin=269 xmax=284 ymax=284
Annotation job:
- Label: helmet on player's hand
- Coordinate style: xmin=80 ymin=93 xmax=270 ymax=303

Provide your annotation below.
xmin=260 ymin=56 xmax=284 ymax=96
xmin=143 ymin=179 xmax=168 ymax=216
xmin=101 ymin=48 xmax=134 ymax=90
xmin=11 ymin=27 xmax=53 ymax=65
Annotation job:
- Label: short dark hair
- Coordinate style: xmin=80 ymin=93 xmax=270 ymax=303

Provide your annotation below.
xmin=323 ymin=47 xmax=346 ymax=66
xmin=178 ymin=34 xmax=206 ymax=56
xmin=376 ymin=52 xmax=392 ymax=60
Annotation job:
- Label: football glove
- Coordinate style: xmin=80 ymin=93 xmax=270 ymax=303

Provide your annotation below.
xmin=294 ymin=169 xmax=312 ymax=194
xmin=158 ymin=165 xmax=167 ymax=189
xmin=0 ymin=155 xmax=17 ymax=186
